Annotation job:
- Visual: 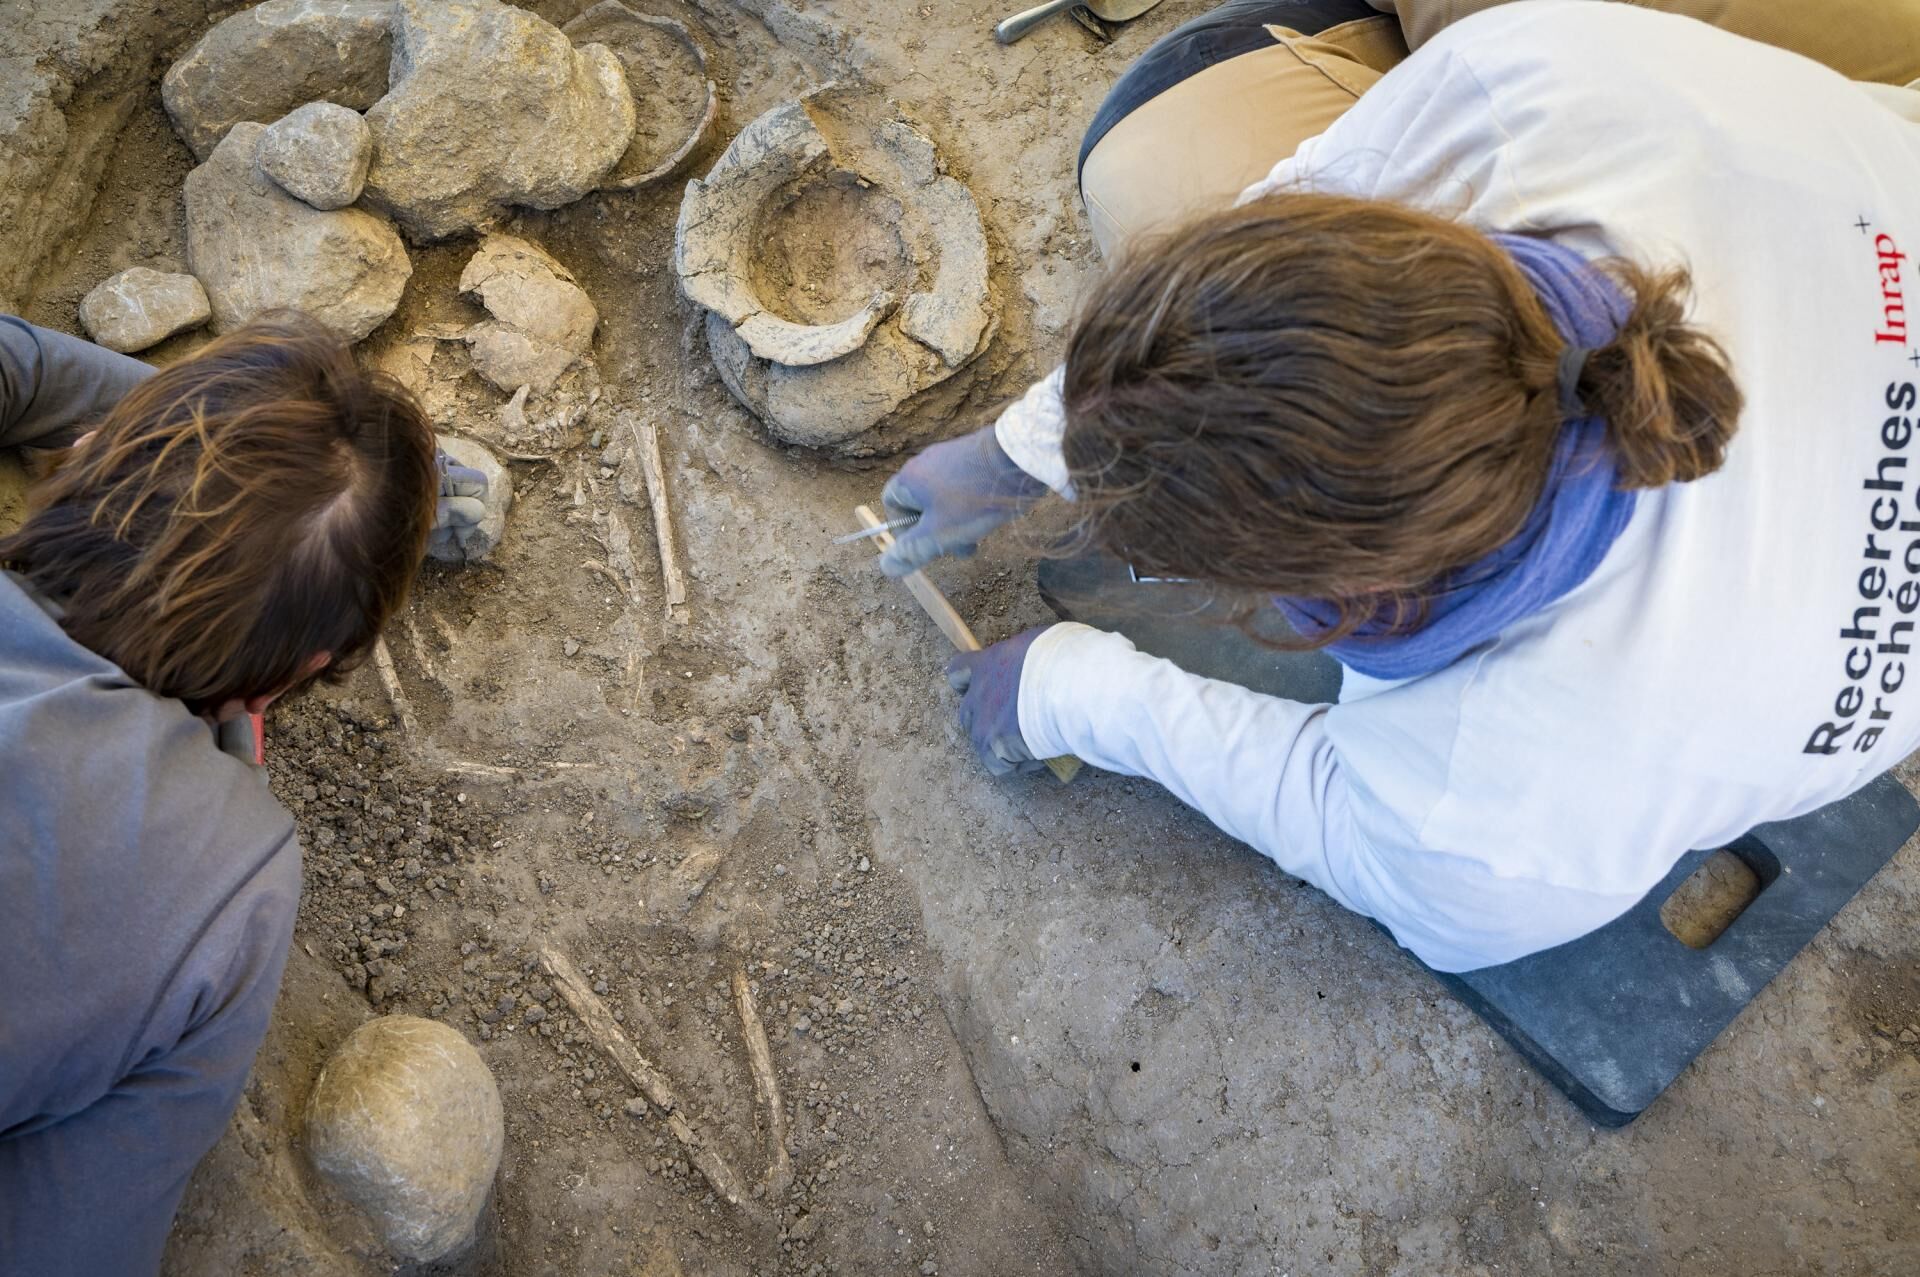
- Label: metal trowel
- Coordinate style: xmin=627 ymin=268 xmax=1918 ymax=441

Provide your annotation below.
xmin=994 ymin=0 xmax=1162 ymax=44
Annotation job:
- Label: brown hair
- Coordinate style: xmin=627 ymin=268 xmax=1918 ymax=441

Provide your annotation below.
xmin=1059 ymin=193 xmax=1743 ymax=644
xmin=0 ymin=312 xmax=438 ymax=710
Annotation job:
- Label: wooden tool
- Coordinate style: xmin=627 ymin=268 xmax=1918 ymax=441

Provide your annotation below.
xmin=855 ymin=505 xmax=1082 ymax=784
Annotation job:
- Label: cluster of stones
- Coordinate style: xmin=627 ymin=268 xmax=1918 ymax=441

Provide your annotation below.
xmin=80 ymin=0 xmax=713 ymax=357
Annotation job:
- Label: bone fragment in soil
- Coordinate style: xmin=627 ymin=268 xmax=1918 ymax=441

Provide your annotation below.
xmin=628 ymin=415 xmax=690 ymax=623
xmin=371 ymin=637 xmax=418 ymax=736
xmin=732 ymin=969 xmax=794 ymax=1200
xmin=540 ymin=946 xmax=753 ymax=1212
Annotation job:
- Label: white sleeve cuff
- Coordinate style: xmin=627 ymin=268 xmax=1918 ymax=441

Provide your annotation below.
xmin=1016 ymin=621 xmax=1119 ymax=760
xmin=992 ymin=366 xmax=1073 ymax=497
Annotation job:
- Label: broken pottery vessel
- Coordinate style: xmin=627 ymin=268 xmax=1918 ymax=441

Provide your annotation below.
xmin=455 ymin=234 xmax=598 ymax=396
xmin=674 ymin=88 xmax=994 ymax=453
xmin=562 ymin=1 xmax=717 ymax=191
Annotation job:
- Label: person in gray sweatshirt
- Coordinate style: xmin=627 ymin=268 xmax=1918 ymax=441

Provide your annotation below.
xmin=0 ymin=312 xmax=445 ymax=1276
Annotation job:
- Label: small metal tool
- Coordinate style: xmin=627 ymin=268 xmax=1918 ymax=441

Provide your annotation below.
xmin=832 ymin=514 xmax=919 ymax=545
xmin=995 ymin=0 xmax=1162 ymax=44
xmin=1127 ymin=561 xmax=1195 ymax=585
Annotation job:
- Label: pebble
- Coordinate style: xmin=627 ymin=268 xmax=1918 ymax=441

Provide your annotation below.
xmin=564 ymin=637 xmax=581 ymax=657
xmin=624 ymin=1097 xmax=649 ymax=1118
xmin=857 ymin=857 xmax=871 ymax=873
xmin=793 ymin=1016 xmax=812 ymax=1035
xmin=524 ymin=1005 xmax=548 ymax=1024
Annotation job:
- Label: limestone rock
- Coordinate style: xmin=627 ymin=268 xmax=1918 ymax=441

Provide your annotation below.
xmin=363 ymin=0 xmax=636 ymax=241
xmin=304 ymin=1016 xmax=503 ymax=1262
xmin=457 ymin=234 xmax=597 ymax=394
xmin=256 ymin=102 xmax=372 ymax=210
xmin=184 ymin=122 xmax=412 ymax=342
xmin=561 ymin=2 xmax=716 ymax=190
xmin=430 ymin=435 xmax=512 ymax=563
xmin=78 ymin=268 xmax=211 ymax=353
xmin=163 ymin=0 xmax=395 ymax=161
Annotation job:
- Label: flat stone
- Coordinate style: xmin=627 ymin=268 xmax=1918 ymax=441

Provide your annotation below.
xmin=184 ymin=122 xmax=411 ymax=341
xmin=304 ymin=1016 xmax=504 ymax=1262
xmin=77 ymin=267 xmax=210 ymax=353
xmin=561 ymin=2 xmax=716 ymax=190
xmin=456 ymin=234 xmax=597 ymax=394
xmin=256 ymin=101 xmax=372 ymax=210
xmin=363 ymin=0 xmax=635 ymax=241
xmin=163 ymin=0 xmax=395 ymax=161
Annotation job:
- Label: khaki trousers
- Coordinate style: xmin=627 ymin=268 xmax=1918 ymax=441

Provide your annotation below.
xmin=1082 ymin=0 xmax=1920 ymax=255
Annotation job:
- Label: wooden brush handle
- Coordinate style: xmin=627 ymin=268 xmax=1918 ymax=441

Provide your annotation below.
xmin=855 ymin=506 xmax=1082 ymax=784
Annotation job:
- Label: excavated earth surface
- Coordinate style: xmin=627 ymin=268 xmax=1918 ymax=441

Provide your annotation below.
xmin=6 ymin=1 xmax=1920 ymax=1274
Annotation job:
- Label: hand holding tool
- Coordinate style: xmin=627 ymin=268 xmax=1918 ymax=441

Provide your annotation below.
xmin=948 ymin=628 xmax=1051 ymax=777
xmin=879 ymin=425 xmax=1049 ymax=578
xmin=855 ymin=504 xmax=1082 ymax=783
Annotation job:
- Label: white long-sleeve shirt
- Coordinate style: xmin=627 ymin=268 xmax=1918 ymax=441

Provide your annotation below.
xmin=997 ymin=1 xmax=1920 ymax=971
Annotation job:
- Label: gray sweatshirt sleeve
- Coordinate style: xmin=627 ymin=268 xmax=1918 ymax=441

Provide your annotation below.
xmin=0 ymin=316 xmax=155 ymax=450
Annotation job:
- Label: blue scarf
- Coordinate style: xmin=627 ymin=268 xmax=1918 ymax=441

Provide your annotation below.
xmin=1273 ymin=235 xmax=1637 ymax=681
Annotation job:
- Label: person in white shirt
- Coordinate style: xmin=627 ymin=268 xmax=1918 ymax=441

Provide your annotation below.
xmin=877 ymin=0 xmax=1920 ymax=972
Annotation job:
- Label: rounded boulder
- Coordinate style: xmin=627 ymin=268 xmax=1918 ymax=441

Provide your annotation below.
xmin=303 ymin=1015 xmax=504 ymax=1262
xmin=257 ymin=101 xmax=373 ymax=211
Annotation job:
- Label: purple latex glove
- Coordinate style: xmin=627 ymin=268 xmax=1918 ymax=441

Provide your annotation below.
xmin=430 ymin=448 xmax=490 ymax=562
xmin=879 ymin=424 xmax=1049 ymax=578
xmin=947 ymin=625 xmax=1050 ymax=777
